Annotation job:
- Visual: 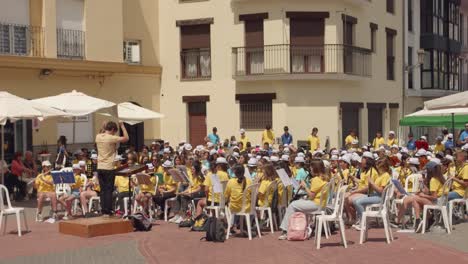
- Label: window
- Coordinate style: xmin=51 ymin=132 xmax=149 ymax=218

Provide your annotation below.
xmin=421 ymin=49 xmax=461 ymax=91
xmin=123 ymin=40 xmax=141 ymax=64
xmin=408 ymin=0 xmax=413 ymax=31
xmin=0 ymin=23 xmax=28 ymax=55
xmin=180 ymin=23 xmax=211 ymax=80
xmin=370 ymin=23 xmax=377 ymax=52
xmin=408 ymin=46 xmax=413 ymax=89
xmin=386 ymin=29 xmax=396 ymax=80
xmin=386 ymin=0 xmax=394 ymax=14
xmin=289 ymin=17 xmax=325 ymax=73
xmin=244 ymin=18 xmax=264 ymax=75
xmin=448 ymin=2 xmax=460 ymax=41
xmin=240 ymin=101 xmax=272 ymax=130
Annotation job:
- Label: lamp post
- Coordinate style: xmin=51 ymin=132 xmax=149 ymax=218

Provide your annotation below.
xmin=405 ymin=49 xmax=426 ymax=71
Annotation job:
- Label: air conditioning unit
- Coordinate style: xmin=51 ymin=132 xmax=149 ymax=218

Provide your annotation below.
xmin=123 ymin=40 xmax=141 ymax=64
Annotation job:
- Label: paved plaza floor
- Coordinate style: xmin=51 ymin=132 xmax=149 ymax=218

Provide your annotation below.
xmin=0 ymin=201 xmax=467 ymax=264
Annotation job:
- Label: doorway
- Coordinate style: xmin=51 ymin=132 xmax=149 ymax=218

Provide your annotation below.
xmin=188 ymin=102 xmax=207 ymax=146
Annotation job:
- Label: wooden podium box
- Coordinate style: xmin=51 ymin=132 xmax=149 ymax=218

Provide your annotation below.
xmin=59 ymin=216 xmax=133 ymax=238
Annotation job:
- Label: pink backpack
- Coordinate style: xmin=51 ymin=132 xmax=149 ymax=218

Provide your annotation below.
xmin=287 ymin=212 xmax=310 ymax=241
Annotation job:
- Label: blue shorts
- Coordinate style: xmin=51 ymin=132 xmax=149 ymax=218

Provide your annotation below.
xmin=71 ymin=190 xmax=80 ymax=198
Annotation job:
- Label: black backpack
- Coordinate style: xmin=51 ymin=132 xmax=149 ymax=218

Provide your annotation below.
xmin=129 ymin=213 xmax=152 ymax=232
xmin=202 ymin=216 xmax=226 ymax=242
xmin=191 ymin=213 xmax=209 ymax=232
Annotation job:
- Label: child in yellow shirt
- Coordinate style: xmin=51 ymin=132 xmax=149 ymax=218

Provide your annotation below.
xmin=225 ymin=164 xmax=253 ymax=236
xmin=59 ymin=164 xmax=83 ymax=220
xmin=34 ymin=161 xmax=58 ymax=221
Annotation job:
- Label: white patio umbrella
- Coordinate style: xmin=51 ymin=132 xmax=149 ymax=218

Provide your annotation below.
xmin=424 ymin=90 xmax=468 ymax=110
xmin=32 ymin=90 xmax=117 ymax=143
xmin=117 ymin=102 xmax=164 ymax=125
xmin=0 ymin=91 xmax=67 ymax=183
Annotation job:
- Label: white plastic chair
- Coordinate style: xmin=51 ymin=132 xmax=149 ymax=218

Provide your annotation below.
xmin=392 ymin=174 xmax=421 ymax=222
xmin=277 ymin=183 xmax=291 ymax=225
xmin=256 ymin=181 xmax=278 ymax=233
xmin=307 ymin=180 xmax=333 ymax=239
xmin=132 ymin=176 xmax=158 ymax=221
xmin=422 ymin=179 xmax=452 ymax=234
xmin=315 ymin=185 xmax=348 ymax=249
xmin=0 ymin=185 xmax=29 ymax=237
xmin=205 ymin=181 xmax=228 ymax=218
xmin=448 ymin=188 xmax=468 ymax=230
xmin=359 ymin=184 xmax=394 ymax=244
xmin=226 ymin=183 xmax=261 ymax=240
xmin=164 ymin=197 xmax=177 ymax=221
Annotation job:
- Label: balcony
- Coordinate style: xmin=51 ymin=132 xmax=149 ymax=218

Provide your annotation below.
xmin=232 ymin=44 xmax=372 ymax=81
xmin=180 ymin=48 xmax=211 ymax=80
xmin=57 ymin=28 xmax=85 ymax=59
xmin=0 ymin=23 xmax=43 ymax=57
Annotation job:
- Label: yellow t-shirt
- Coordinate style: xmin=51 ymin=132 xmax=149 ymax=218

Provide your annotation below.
xmin=35 ymin=173 xmax=55 ymax=193
xmin=225 ymin=178 xmax=252 ymax=213
xmin=310 ymin=176 xmax=328 ymax=207
xmin=433 ymin=143 xmax=445 ymax=153
xmin=139 ymin=176 xmax=157 ymax=195
xmin=203 ymin=171 xmax=229 ymax=203
xmin=114 ymin=175 xmax=130 ymax=193
xmin=239 ymin=136 xmax=250 ymax=151
xmin=358 ymin=168 xmax=379 ymax=190
xmin=452 ymin=164 xmax=468 ymax=197
xmin=307 ymin=135 xmax=320 ymax=151
xmin=156 ymin=166 xmax=164 ymax=174
xmin=387 ymin=138 xmax=398 ymax=146
xmin=258 ymin=179 xmax=274 ymax=207
xmin=395 ymin=167 xmax=411 ymax=187
xmin=345 ymin=135 xmax=357 ymax=147
xmin=373 ymin=137 xmax=385 ymax=149
xmin=375 ymin=172 xmax=391 ymax=189
xmin=71 ymin=174 xmax=83 ymax=190
xmin=430 ymin=177 xmax=445 ymax=198
xmin=262 ymin=130 xmax=275 ymax=145
xmin=338 ymin=168 xmax=349 ymax=182
xmin=189 ymin=174 xmax=204 ymax=193
xmin=276 ymin=178 xmax=292 ymax=207
xmin=92 ymin=178 xmax=101 ymax=192
xmin=162 ymin=172 xmax=177 ymax=191
xmin=95 ymin=133 xmax=121 ymax=170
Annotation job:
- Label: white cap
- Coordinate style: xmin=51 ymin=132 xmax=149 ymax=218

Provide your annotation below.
xmin=162 ymin=160 xmax=173 ymax=168
xmin=373 ymin=153 xmax=379 ymax=160
xmin=283 ymin=148 xmax=290 ymax=154
xmin=209 ymin=149 xmax=217 ymax=155
xmin=91 ymin=153 xmax=98 ymax=160
xmin=272 ymin=149 xmax=279 ymax=154
xmin=294 ymin=156 xmax=305 ymax=163
xmin=297 ymin=152 xmax=305 ymax=158
xmin=431 ymin=158 xmax=441 ymax=165
xmin=331 ymin=149 xmax=339 ymax=156
xmin=389 ymin=131 xmax=395 ymax=135
xmin=415 ymin=149 xmax=427 ymax=157
xmin=445 ymin=155 xmax=454 ymax=162
xmin=184 ymin=143 xmax=193 ymax=151
xmin=114 ymin=155 xmax=123 ymax=161
xmin=42 ymin=160 xmax=52 ymax=167
xmin=323 ymin=160 xmax=330 ymax=168
xmin=283 ymin=144 xmax=289 ymax=147
xmin=391 ymin=144 xmax=399 ymax=149
xmin=207 ymin=142 xmax=214 ymax=148
xmin=281 ymin=155 xmax=289 ymax=161
xmin=179 ymin=140 xmax=186 ymax=145
xmin=240 ymin=129 xmax=246 ymax=134
xmin=164 ymin=140 xmax=169 ymax=144
xmin=340 ymin=150 xmax=348 ymax=156
xmin=408 ymin=157 xmax=420 ymax=165
xmin=462 ymin=144 xmax=468 ymax=151
xmin=248 ymin=158 xmax=258 ymax=167
xmin=163 ymin=148 xmax=170 ymax=154
xmin=216 ymin=157 xmax=228 ymax=164
xmin=232 ymin=146 xmax=240 ymax=151
xmin=146 ymin=163 xmax=154 ymax=170
xmin=448 ymin=133 xmax=453 ymax=139
xmin=362 ymin=151 xmax=374 ymax=159
xmin=256 ymin=155 xmax=262 ymax=160
xmin=72 ymin=164 xmax=81 ymax=170
xmin=421 ymin=135 xmax=427 ymax=140
xmin=78 ymin=160 xmax=86 ymax=167
xmin=401 ymin=147 xmax=409 ymax=154
xmin=331 ymin=155 xmax=339 ymax=161
xmin=340 ymin=155 xmax=351 ymax=165
xmin=262 ymin=156 xmax=270 ymax=162
xmin=232 ymin=152 xmax=240 ymax=158
xmin=270 ymin=156 xmax=279 ymax=162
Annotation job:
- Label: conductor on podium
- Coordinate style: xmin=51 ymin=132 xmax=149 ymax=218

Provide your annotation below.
xmin=95 ymin=121 xmax=129 ymax=216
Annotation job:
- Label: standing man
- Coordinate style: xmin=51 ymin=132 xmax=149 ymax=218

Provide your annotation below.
xmin=386 ymin=131 xmax=398 ymax=146
xmin=239 ymin=129 xmax=250 ymax=151
xmin=457 ymin=123 xmax=468 ymax=147
xmin=281 ymin=126 xmax=293 ymax=145
xmin=96 ymin=121 xmax=129 ymax=216
xmin=206 ymin=127 xmax=220 ymax=146
xmin=372 ymin=131 xmax=385 ymax=149
xmin=345 ymin=129 xmax=358 ymax=149
xmin=406 ymin=133 xmax=416 ymax=151
xmin=262 ymin=124 xmax=275 ymax=146
xmin=307 ymin=127 xmax=320 ymax=151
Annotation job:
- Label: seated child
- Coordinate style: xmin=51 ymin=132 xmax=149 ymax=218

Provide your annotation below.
xmin=135 ymin=164 xmax=157 ymax=216
xmin=34 ymin=161 xmax=58 ymax=221
xmin=80 ymin=174 xmax=100 ymax=214
xmin=59 ymin=164 xmax=83 ymax=220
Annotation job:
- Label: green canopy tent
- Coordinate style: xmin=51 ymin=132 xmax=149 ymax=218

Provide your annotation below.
xmin=400 ymin=107 xmax=468 ymax=133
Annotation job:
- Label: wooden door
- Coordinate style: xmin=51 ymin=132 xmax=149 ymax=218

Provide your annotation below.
xmin=341 ymin=107 xmax=360 ymax=147
xmin=188 ymin=102 xmax=207 ymax=146
xmin=367 ymin=106 xmax=383 ymax=143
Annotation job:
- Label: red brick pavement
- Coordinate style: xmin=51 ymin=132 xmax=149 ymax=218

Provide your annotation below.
xmin=1 ymin=218 xmax=467 ymax=264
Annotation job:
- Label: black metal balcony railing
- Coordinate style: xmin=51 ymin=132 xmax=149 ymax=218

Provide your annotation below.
xmin=232 ymin=44 xmax=372 ymax=78
xmin=180 ymin=48 xmax=211 ymax=80
xmin=0 ymin=22 xmax=43 ymax=57
xmin=57 ymin=28 xmax=85 ymax=59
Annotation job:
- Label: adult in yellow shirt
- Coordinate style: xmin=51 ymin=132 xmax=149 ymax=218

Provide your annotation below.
xmin=261 ymin=124 xmax=275 ymax=146
xmin=153 ymin=160 xmax=178 ymax=217
xmin=344 ymin=129 xmax=358 ymax=149
xmin=307 ymin=127 xmax=320 ymax=151
xmin=225 ymin=165 xmax=253 ymax=214
xmin=239 ymin=129 xmax=250 ymax=151
xmin=35 ymin=161 xmax=58 ymax=221
xmin=372 ymin=131 xmax=385 ymax=149
xmin=386 ymin=131 xmax=398 ymax=146
xmin=449 ymin=151 xmax=468 ymax=200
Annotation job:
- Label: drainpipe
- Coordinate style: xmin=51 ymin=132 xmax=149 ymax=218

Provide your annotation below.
xmin=401 ymin=0 xmax=407 ymax=145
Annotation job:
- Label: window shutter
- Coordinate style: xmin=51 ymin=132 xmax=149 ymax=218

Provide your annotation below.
xmin=180 ymin=24 xmax=210 ymax=49
xmin=290 ymin=18 xmax=324 ymax=46
xmin=245 ymin=19 xmax=263 ymax=47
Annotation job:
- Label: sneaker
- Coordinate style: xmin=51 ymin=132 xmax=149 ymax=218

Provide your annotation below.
xmin=174 ymin=216 xmax=184 ymax=224
xmin=36 ymin=213 xmax=43 ymax=222
xmin=62 ymin=215 xmax=70 ymax=221
xmin=352 ymin=220 xmax=361 ymax=231
xmin=169 ymin=215 xmax=180 ymax=223
xmin=278 ymin=233 xmax=288 ymax=240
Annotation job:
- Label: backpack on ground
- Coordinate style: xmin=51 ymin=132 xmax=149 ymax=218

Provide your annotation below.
xmin=129 ymin=213 xmax=152 ymax=232
xmin=201 ymin=216 xmax=226 ymax=242
xmin=287 ymin=212 xmax=309 ymax=241
xmin=179 ymin=218 xmax=194 ymax=228
xmin=191 ymin=213 xmax=209 ymax=232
